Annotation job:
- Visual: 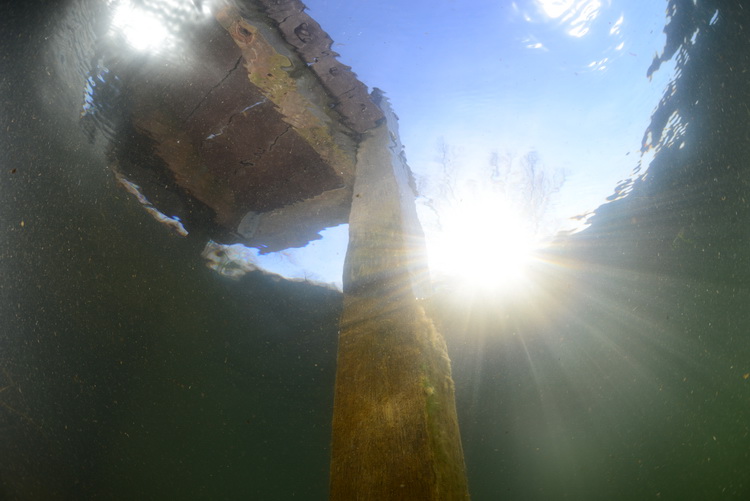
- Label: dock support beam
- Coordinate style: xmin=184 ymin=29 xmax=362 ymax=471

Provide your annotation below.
xmin=330 ymin=93 xmax=470 ymax=500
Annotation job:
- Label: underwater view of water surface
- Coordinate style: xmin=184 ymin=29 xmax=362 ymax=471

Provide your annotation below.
xmin=1 ymin=0 xmax=749 ymax=499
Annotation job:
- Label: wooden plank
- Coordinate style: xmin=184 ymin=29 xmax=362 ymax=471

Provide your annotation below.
xmin=331 ymin=94 xmax=470 ymax=500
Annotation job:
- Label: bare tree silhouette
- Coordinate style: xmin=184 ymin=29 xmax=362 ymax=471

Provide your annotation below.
xmin=518 ymin=149 xmax=566 ymax=233
xmin=419 ymin=139 xmax=566 ymax=239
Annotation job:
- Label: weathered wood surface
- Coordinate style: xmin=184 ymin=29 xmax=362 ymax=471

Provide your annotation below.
xmin=100 ymin=1 xmax=385 ymax=252
xmin=254 ymin=0 xmax=384 ymax=133
xmin=331 ymin=95 xmax=470 ymax=500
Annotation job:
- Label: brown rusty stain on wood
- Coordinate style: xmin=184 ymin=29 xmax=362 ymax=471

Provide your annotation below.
xmin=111 ymin=5 xmax=365 ymax=249
xmin=331 ymin=293 xmax=470 ymax=500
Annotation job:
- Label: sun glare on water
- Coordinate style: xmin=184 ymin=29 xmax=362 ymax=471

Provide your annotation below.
xmin=427 ymin=195 xmax=539 ymax=294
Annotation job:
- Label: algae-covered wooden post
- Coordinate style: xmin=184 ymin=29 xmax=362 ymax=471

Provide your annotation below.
xmin=330 ymin=91 xmax=470 ymax=500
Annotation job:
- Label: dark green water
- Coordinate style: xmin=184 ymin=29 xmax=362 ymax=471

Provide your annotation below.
xmin=441 ymin=2 xmax=750 ymax=498
xmin=2 ymin=0 xmax=749 ymax=499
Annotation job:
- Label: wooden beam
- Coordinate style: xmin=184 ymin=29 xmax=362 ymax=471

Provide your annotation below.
xmin=330 ymin=93 xmax=470 ymax=500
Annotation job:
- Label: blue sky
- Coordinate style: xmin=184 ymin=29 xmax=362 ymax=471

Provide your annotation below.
xmin=214 ymin=0 xmax=676 ymax=288
xmin=303 ymin=0 xmax=672 ymax=218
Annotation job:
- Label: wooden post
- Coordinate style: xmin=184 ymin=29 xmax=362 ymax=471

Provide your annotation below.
xmin=330 ymin=92 xmax=470 ymax=500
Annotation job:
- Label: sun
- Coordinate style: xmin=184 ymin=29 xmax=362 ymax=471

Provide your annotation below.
xmin=426 ymin=194 xmax=538 ymax=294
xmin=111 ymin=1 xmax=172 ymax=53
